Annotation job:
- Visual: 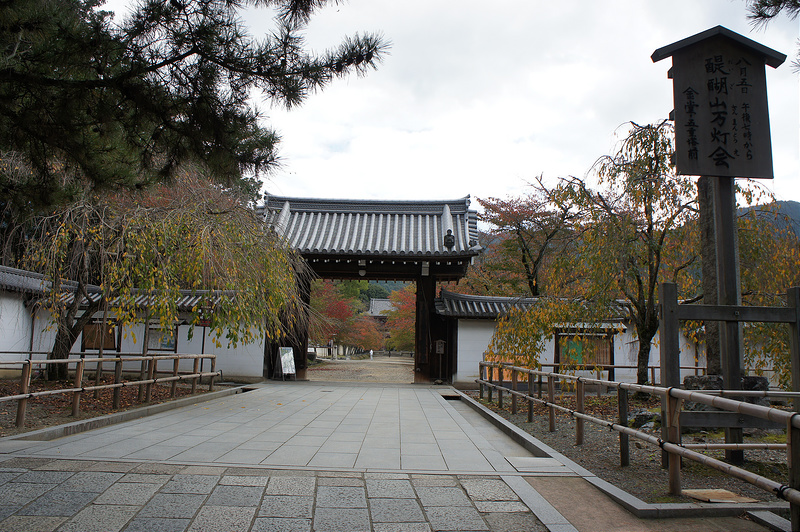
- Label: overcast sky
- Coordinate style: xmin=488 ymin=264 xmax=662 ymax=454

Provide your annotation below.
xmin=113 ymin=1 xmax=800 ymax=206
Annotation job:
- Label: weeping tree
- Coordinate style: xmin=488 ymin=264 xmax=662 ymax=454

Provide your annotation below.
xmin=21 ymin=171 xmax=311 ymax=380
xmin=487 ymin=122 xmax=700 ymax=384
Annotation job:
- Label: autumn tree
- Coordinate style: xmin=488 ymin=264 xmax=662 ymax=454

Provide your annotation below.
xmin=20 ymin=171 xmax=308 ymax=379
xmin=346 ymin=316 xmax=385 ymax=352
xmin=309 ymin=280 xmax=356 ymax=347
xmin=487 ymin=122 xmax=699 ymax=384
xmin=385 ymin=284 xmax=415 ymax=352
xmin=308 ymin=280 xmax=387 ymax=352
xmin=475 ymin=176 xmax=579 ymax=297
xmin=561 ymin=122 xmax=700 ymax=384
xmin=0 ymin=0 xmax=388 ymax=207
xmin=738 ymin=202 xmax=800 ymax=387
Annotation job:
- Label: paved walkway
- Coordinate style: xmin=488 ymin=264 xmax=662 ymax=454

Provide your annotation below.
xmin=0 ymin=381 xmax=778 ymax=532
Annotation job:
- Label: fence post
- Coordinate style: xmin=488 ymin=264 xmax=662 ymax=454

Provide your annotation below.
xmin=511 ymin=369 xmax=518 ymax=415
xmin=527 ymin=371 xmax=534 ymax=423
xmin=497 ymin=367 xmax=504 ymax=410
xmin=191 ymin=357 xmax=200 ymax=395
xmin=788 ymin=287 xmax=800 ymax=413
xmin=138 ymin=358 xmax=147 ymax=402
xmin=94 ymin=355 xmax=103 ymax=399
xmin=790 ymin=418 xmax=800 ymax=531
xmin=576 ymin=379 xmax=584 ymax=445
xmin=666 ymin=392 xmax=683 ymax=495
xmin=170 ymin=357 xmax=180 ymax=398
xmin=208 ymin=356 xmax=216 ymax=392
xmin=660 ymin=282 xmax=680 ymax=469
xmin=789 ymin=287 xmax=800 ymax=532
xmin=548 ymin=374 xmax=556 ymax=432
xmin=487 ymin=365 xmax=493 ymax=403
xmin=16 ymin=360 xmax=32 ymax=428
xmin=537 ymin=373 xmax=543 ymax=399
xmin=72 ymin=359 xmax=85 ymax=417
xmin=113 ymin=358 xmax=122 ymax=409
xmin=618 ymin=387 xmax=629 ymax=466
xmin=145 ymin=357 xmax=155 ymax=403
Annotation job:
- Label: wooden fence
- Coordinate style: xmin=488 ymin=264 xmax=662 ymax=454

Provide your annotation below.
xmin=0 ymin=353 xmax=219 ymax=428
xmin=478 ymin=361 xmax=800 ymax=521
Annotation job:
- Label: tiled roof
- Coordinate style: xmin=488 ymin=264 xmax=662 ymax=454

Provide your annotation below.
xmin=436 ymin=290 xmax=630 ymax=328
xmin=0 ymin=265 xmax=48 ymax=295
xmin=58 ymin=290 xmax=233 ymax=313
xmin=367 ymin=298 xmax=395 ymax=317
xmin=261 ymin=196 xmax=482 ymax=258
xmin=1 ymin=266 xmax=229 ymax=313
xmin=435 ymin=289 xmax=538 ymax=319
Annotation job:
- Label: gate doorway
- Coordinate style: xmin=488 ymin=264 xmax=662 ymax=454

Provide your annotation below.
xmin=260 ymin=195 xmax=482 ymax=384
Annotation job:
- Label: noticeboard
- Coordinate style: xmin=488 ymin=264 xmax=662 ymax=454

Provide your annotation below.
xmin=652 ymin=27 xmax=786 ymax=179
xmin=277 ymin=347 xmax=296 ymax=379
xmin=671 ymin=38 xmax=773 ymax=178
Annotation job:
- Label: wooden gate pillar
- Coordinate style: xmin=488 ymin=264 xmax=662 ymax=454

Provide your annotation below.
xmin=415 ymin=274 xmax=436 ymax=383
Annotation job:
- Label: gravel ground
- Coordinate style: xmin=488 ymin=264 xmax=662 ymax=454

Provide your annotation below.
xmin=0 ymin=377 xmax=211 ymax=437
xmin=467 ymin=390 xmax=789 ymax=506
xmin=307 ymin=356 xmax=415 ymax=383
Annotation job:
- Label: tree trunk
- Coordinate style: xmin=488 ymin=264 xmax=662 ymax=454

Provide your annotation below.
xmin=636 ymin=324 xmax=659 ymax=385
xmin=636 ymin=337 xmax=651 ymax=385
xmin=49 ymin=321 xmax=74 ymax=381
xmin=48 ymin=295 xmax=102 ymax=381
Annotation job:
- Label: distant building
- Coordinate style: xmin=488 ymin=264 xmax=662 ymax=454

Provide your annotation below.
xmin=366 ymin=298 xmax=395 ymax=323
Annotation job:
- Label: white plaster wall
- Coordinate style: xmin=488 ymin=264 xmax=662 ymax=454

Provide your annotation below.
xmin=29 ymin=307 xmax=56 ymax=360
xmin=453 ymin=318 xmax=705 ymax=386
xmin=610 ymin=329 xmax=705 ymax=384
xmin=454 ymin=319 xmax=496 ymax=385
xmin=26 ymin=309 xmax=265 ymax=381
xmin=0 ymin=294 xmax=33 ymax=365
xmin=110 ymin=323 xmax=265 ymax=380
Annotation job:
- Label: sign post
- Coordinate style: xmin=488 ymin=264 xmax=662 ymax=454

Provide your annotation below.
xmin=652 ymin=26 xmax=785 ymax=464
xmin=275 ymin=347 xmax=296 ymax=380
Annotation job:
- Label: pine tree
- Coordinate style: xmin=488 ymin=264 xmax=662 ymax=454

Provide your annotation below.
xmin=0 ymin=0 xmax=388 ymax=206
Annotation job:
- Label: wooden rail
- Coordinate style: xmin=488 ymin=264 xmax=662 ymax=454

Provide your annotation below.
xmin=0 ymin=354 xmax=219 ymax=428
xmin=477 ymin=361 xmax=800 ymax=516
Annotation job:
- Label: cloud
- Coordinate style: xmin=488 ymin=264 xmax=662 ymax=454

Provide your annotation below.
xmin=106 ymin=0 xmax=800 ymax=204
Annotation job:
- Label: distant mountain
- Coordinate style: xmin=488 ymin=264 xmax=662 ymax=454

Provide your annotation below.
xmin=777 ymin=200 xmax=800 ymax=236
xmin=371 ymin=280 xmax=409 ymax=294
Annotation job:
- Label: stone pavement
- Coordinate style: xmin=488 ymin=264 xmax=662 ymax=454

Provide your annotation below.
xmin=0 ymin=381 xmax=777 ymax=531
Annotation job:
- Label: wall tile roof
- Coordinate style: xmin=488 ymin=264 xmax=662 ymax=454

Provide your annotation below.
xmin=435 ymin=289 xmax=538 ymax=319
xmin=0 ymin=265 xmax=48 ymax=295
xmin=436 ymin=289 xmax=629 ymax=327
xmin=261 ymin=196 xmax=482 ymax=258
xmin=1 ymin=265 xmax=226 ymax=313
xmin=367 ymin=298 xmax=395 ymax=318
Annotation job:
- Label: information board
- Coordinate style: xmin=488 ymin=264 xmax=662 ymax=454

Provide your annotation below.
xmin=277 ymin=347 xmax=296 ymax=379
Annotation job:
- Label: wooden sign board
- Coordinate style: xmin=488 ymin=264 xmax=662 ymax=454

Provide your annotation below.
xmin=652 ymin=26 xmax=785 ymax=179
xmin=277 ymin=347 xmax=296 ymax=379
